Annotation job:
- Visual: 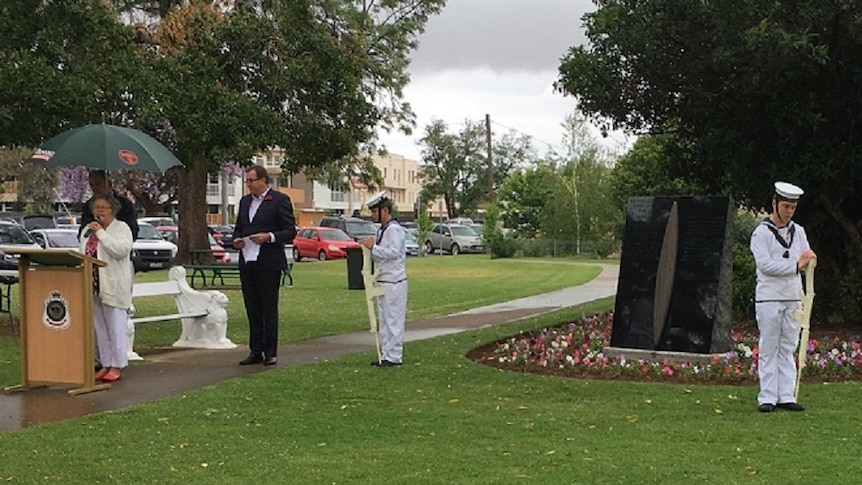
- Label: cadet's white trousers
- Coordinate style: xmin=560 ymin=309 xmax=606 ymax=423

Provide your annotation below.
xmin=377 ymin=280 xmax=407 ymax=363
xmin=756 ymin=301 xmax=801 ymax=405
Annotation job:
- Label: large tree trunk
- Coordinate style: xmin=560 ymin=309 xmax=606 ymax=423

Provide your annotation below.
xmin=815 ymin=193 xmax=862 ymax=323
xmin=818 ymin=193 xmax=862 ymax=256
xmin=175 ymin=163 xmax=210 ymax=265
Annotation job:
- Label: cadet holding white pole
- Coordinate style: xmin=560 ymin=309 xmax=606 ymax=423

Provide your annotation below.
xmin=750 ymin=182 xmax=816 ymax=413
xmin=360 ymin=191 xmax=408 ymax=367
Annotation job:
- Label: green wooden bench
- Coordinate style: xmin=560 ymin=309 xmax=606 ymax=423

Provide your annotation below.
xmin=186 ymin=263 xmax=293 ymax=290
xmin=187 ymin=248 xmax=294 ymax=290
xmin=186 ymin=263 xmax=241 ymax=289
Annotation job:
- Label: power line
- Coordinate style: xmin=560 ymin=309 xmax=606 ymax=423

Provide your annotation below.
xmin=488 ymin=119 xmax=566 ymax=155
xmin=489 ymin=117 xmax=633 ymax=158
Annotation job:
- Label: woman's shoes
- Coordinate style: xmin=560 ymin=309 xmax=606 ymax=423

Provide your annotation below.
xmin=96 ymin=367 xmax=122 ymax=382
xmin=102 ymin=372 xmax=122 ymax=382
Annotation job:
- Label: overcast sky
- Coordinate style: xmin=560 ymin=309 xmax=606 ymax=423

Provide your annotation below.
xmin=378 ymin=0 xmax=626 ymax=161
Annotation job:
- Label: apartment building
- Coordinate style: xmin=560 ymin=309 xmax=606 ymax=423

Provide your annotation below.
xmin=4 ymin=149 xmax=440 ymax=225
xmin=285 ymin=152 xmax=426 ymax=227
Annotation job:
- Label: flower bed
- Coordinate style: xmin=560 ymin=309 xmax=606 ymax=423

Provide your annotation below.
xmin=469 ymin=312 xmax=862 ymax=384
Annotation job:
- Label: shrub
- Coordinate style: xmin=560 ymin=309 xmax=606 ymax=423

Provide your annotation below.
xmin=483 ymin=204 xmax=519 ymax=258
xmin=732 ymin=210 xmax=759 ymax=319
xmin=488 ymin=232 xmax=519 ymax=258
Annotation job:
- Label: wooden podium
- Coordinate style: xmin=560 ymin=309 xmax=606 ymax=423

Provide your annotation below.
xmin=3 ymin=248 xmax=109 ymax=396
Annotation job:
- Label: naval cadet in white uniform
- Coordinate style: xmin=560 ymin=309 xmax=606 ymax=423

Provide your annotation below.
xmin=361 ymin=191 xmax=408 ymax=367
xmin=750 ymin=181 xmax=817 ymax=413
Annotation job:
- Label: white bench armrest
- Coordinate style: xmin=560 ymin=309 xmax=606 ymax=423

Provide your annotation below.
xmin=126 ymin=266 xmax=235 ymax=360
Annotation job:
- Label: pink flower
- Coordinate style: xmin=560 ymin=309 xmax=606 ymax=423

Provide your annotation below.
xmin=488 ymin=311 xmax=862 ymax=382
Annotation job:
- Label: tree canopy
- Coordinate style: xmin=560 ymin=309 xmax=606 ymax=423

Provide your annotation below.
xmin=557 ymin=0 xmax=862 ymax=321
xmin=495 ymin=113 xmax=621 ymax=255
xmin=418 ymin=118 xmax=535 ymax=219
xmin=0 ymin=0 xmax=442 ymax=260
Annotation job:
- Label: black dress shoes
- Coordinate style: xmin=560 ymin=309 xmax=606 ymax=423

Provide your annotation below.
xmin=263 ymin=356 xmax=278 ymax=366
xmin=758 ymin=403 xmax=775 ymax=413
xmin=776 ymin=402 xmax=805 ymax=412
xmin=371 ymin=359 xmax=402 ymax=367
xmin=239 ymin=353 xmax=264 ymax=365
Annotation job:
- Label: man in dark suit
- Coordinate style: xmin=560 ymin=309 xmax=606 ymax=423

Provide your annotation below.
xmin=232 ymin=165 xmax=296 ymax=366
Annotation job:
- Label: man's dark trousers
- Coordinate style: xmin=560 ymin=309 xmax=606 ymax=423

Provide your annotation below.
xmin=240 ymin=261 xmax=282 ymax=358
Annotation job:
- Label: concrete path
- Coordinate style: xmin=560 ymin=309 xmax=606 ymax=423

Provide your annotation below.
xmin=0 ymin=263 xmax=618 ymax=432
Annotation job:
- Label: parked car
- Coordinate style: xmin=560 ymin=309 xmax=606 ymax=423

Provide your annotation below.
xmin=138 ymin=216 xmax=177 ymax=228
xmin=318 ymin=215 xmax=377 ymax=242
xmin=20 ymin=214 xmax=57 ymax=230
xmin=208 ymin=224 xmax=234 ymax=247
xmin=424 ymin=223 xmax=483 ymax=255
xmin=404 ymin=231 xmax=420 ymax=256
xmin=156 ymin=226 xmax=231 ymax=263
xmin=209 ymin=235 xmax=231 ymax=263
xmin=156 ymin=225 xmax=179 ymax=244
xmin=0 ymin=221 xmax=41 ymax=273
xmin=55 ymin=215 xmax=81 ymax=226
xmin=400 ymin=221 xmax=419 ymax=235
xmin=444 ymin=217 xmax=474 ymax=226
xmin=132 ymin=222 xmax=177 ymax=271
xmin=29 ymin=228 xmax=80 ymax=250
xmin=292 ymin=227 xmax=360 ymax=261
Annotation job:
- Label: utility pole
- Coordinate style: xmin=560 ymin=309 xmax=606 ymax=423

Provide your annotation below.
xmin=220 ymin=171 xmax=229 ymax=224
xmin=486 ymin=113 xmax=493 ymax=200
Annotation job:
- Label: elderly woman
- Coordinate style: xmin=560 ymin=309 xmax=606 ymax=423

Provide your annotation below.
xmin=79 ymin=193 xmax=133 ymax=382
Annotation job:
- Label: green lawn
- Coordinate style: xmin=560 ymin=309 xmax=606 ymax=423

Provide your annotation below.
xmin=2 ymin=296 xmax=862 ymax=483
xmin=0 ymin=255 xmax=601 ymax=389
xmin=4 ymin=256 xmax=857 ymax=483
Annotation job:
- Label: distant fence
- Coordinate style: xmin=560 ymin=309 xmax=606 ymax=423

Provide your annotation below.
xmin=516 ymin=237 xmax=619 ymax=259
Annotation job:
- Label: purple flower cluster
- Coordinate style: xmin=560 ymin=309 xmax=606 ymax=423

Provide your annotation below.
xmin=56 ymin=167 xmax=91 ymax=202
xmin=492 ymin=313 xmax=862 ymax=382
xmin=219 ymin=161 xmax=245 ymax=184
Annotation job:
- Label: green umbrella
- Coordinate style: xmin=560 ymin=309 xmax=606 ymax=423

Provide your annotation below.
xmin=27 ymin=124 xmax=183 ymax=173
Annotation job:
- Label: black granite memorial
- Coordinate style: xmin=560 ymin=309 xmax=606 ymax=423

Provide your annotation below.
xmin=610 ymin=196 xmax=733 ymax=354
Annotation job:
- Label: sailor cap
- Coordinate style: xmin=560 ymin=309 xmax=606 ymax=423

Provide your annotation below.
xmin=366 ymin=191 xmax=388 ymax=209
xmin=774 ymin=181 xmax=804 ymax=201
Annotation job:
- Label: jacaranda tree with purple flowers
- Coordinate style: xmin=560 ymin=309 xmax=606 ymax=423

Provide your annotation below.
xmin=55 ymin=167 xmax=91 ymax=204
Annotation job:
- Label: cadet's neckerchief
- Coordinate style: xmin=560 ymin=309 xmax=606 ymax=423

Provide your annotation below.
xmin=376 ymin=218 xmax=398 ymax=245
xmin=760 ymin=217 xmax=795 ymax=258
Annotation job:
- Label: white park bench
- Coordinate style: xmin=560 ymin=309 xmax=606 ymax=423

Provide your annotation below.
xmin=127 ymin=266 xmax=236 ymax=360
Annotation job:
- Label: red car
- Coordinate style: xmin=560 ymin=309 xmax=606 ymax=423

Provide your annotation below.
xmin=293 ymin=227 xmax=360 ymax=261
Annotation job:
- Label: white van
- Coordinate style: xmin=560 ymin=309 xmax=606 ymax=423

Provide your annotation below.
xmin=132 ymin=222 xmax=178 ymax=271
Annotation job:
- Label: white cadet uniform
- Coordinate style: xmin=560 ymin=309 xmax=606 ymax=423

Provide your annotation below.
xmin=372 ymin=220 xmax=408 ymax=364
xmin=750 ymin=218 xmax=810 ymax=406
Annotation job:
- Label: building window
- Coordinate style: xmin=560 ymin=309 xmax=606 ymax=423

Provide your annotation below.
xmin=331 ymin=191 xmax=345 ymax=202
xmin=276 ymin=173 xmax=292 ymax=187
xmin=264 ymin=154 xmax=280 ymax=168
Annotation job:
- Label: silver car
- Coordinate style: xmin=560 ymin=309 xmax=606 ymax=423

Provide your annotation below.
xmin=404 ymin=231 xmax=420 ymax=256
xmin=423 ymin=223 xmax=483 ymax=255
xmin=29 ymin=228 xmax=81 ymax=250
